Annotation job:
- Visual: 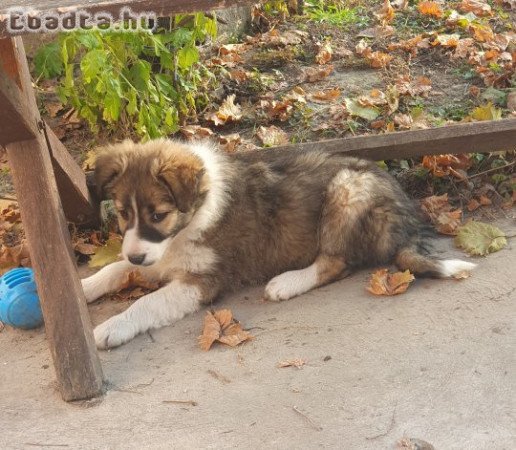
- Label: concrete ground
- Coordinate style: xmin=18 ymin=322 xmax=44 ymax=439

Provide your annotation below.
xmin=0 ymin=219 xmax=514 ymax=450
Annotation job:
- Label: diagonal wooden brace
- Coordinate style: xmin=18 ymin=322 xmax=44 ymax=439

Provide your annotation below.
xmin=0 ymin=36 xmax=103 ymax=401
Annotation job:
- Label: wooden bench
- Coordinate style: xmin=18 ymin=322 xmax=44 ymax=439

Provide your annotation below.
xmin=0 ymin=1 xmax=514 ymax=402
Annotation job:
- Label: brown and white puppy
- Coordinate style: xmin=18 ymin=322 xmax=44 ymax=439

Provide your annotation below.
xmin=82 ymin=139 xmax=476 ymax=349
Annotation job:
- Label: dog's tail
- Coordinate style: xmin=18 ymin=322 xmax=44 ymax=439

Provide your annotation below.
xmin=395 ymin=246 xmax=477 ymax=278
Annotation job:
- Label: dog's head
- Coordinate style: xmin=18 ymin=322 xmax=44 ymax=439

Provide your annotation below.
xmin=95 ymin=139 xmax=206 ymax=266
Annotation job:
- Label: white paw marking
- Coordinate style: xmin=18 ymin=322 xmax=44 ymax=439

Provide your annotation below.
xmin=439 ymin=259 xmax=477 ymax=277
xmin=264 ymin=266 xmax=318 ymax=302
xmin=94 ymin=315 xmax=138 ymax=349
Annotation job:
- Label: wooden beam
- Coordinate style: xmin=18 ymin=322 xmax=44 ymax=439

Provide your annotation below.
xmin=44 ymin=124 xmax=97 ymax=224
xmin=242 ymin=119 xmax=516 ymax=162
xmin=0 ymin=38 xmax=38 ymax=144
xmin=0 ymin=0 xmax=254 ymax=37
xmin=2 ymin=36 xmax=103 ymax=401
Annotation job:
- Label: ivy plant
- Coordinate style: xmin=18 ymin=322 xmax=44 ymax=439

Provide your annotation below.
xmin=34 ymin=14 xmax=217 ymax=140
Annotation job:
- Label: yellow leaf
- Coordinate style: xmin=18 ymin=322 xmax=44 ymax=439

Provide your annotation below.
xmin=470 ymin=102 xmax=502 ymax=121
xmin=88 ymin=235 xmax=122 ymax=268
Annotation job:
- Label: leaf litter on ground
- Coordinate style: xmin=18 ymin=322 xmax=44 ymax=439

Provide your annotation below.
xmin=199 ymin=309 xmax=253 ymax=351
xmin=367 ymin=269 xmax=415 ymax=296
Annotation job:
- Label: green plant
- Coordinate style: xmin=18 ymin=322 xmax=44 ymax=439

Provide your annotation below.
xmin=34 ymin=14 xmax=217 ymax=140
xmin=305 ymin=1 xmax=367 ymax=27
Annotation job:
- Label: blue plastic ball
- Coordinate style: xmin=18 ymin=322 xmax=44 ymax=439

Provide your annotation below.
xmin=0 ymin=268 xmax=43 ymax=329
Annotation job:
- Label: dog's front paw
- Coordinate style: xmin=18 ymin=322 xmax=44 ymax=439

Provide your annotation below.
xmin=94 ymin=315 xmax=139 ymax=349
xmin=264 ymin=274 xmax=296 ymax=302
xmin=81 ymin=277 xmax=99 ymax=304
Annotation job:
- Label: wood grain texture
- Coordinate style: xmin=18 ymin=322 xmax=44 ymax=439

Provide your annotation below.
xmin=0 ymin=0 xmax=254 ymax=37
xmin=241 ymin=119 xmax=516 ymax=162
xmin=44 ymin=125 xmax=98 ymax=224
xmin=2 ymin=37 xmax=103 ymax=401
xmin=0 ymin=38 xmax=38 ymax=144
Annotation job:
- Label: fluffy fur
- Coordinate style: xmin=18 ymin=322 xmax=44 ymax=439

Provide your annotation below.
xmin=82 ymin=139 xmax=476 ymax=349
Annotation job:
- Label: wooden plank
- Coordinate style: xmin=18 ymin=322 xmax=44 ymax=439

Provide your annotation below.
xmin=0 ymin=38 xmax=38 ymax=144
xmin=0 ymin=0 xmax=254 ymax=37
xmin=241 ymin=119 xmax=516 ymax=162
xmin=44 ymin=124 xmax=97 ymax=224
xmin=3 ymin=36 xmax=103 ymax=401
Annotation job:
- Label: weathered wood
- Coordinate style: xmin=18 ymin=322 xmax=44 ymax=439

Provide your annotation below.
xmin=0 ymin=38 xmax=38 ymax=144
xmin=2 ymin=36 xmax=103 ymax=401
xmin=243 ymin=119 xmax=516 ymax=162
xmin=0 ymin=0 xmax=254 ymax=37
xmin=44 ymin=124 xmax=97 ymax=224
xmin=0 ymin=36 xmax=97 ymax=223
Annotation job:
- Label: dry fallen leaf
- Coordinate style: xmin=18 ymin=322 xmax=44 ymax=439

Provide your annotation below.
xmin=396 ymin=75 xmax=432 ymax=97
xmin=397 ymin=437 xmax=435 ymax=450
xmin=303 ymin=65 xmax=334 ymax=82
xmin=418 ymin=1 xmax=443 ymax=18
xmin=277 ymin=358 xmax=307 ymax=368
xmin=375 ymin=0 xmax=395 ymax=24
xmin=309 ymin=88 xmax=341 ymax=103
xmin=257 ymin=125 xmax=290 ymax=147
xmin=420 ymin=194 xmax=463 ymax=235
xmin=315 ymin=42 xmax=332 ymax=65
xmin=205 ymin=95 xmax=242 ymax=126
xmin=180 ymin=125 xmax=214 ymax=141
xmin=219 ymin=134 xmax=241 ymax=153
xmin=198 ymin=309 xmax=253 ymax=351
xmin=459 ymin=0 xmax=492 ymax=16
xmin=258 ymin=99 xmax=293 ymax=121
xmin=367 ymin=269 xmax=415 ymax=296
xmin=467 ymin=198 xmax=481 ymax=212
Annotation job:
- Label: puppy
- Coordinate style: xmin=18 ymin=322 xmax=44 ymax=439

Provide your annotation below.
xmin=82 ymin=139 xmax=476 ymax=349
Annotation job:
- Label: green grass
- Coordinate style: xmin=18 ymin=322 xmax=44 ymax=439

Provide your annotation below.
xmin=305 ymin=1 xmax=369 ymax=28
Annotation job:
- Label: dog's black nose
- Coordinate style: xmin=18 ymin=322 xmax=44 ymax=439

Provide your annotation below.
xmin=128 ymin=254 xmax=146 ymax=265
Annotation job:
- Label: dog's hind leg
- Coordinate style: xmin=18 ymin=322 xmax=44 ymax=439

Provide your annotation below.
xmin=264 ymin=254 xmax=349 ymax=302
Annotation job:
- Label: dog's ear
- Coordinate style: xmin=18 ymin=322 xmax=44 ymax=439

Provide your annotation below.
xmin=159 ymin=159 xmax=204 ymax=213
xmin=94 ymin=147 xmax=127 ymax=200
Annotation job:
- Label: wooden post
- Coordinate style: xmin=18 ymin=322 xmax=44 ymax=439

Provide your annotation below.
xmin=2 ymin=37 xmax=103 ymax=401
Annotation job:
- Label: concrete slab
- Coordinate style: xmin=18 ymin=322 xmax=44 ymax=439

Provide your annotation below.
xmin=1 ymin=220 xmax=514 ymax=450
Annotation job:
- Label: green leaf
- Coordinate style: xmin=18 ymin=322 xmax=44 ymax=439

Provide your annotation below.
xmin=80 ymin=49 xmax=108 ymax=83
xmin=129 ymin=60 xmax=151 ymax=91
xmin=344 ymin=98 xmax=380 ymax=121
xmin=88 ymin=236 xmax=122 ymax=268
xmin=177 ymin=46 xmax=199 ymax=69
xmin=33 ymin=42 xmax=63 ymax=79
xmin=454 ymin=221 xmax=507 ymax=256
xmin=481 ymin=87 xmax=507 ymax=106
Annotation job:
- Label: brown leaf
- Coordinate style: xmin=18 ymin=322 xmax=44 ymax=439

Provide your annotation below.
xmin=315 ymin=42 xmax=332 ymax=65
xmin=367 ymin=269 xmax=415 ymax=296
xmin=367 ymin=51 xmax=393 ymax=68
xmin=393 ymin=113 xmax=413 ymax=129
xmin=219 ymin=134 xmax=241 ymax=153
xmin=74 ymin=240 xmax=97 ymax=255
xmin=479 ymin=194 xmax=492 ymax=206
xmin=229 ymin=69 xmax=249 ymax=83
xmin=375 ymin=0 xmax=395 ymax=25
xmin=421 ymin=194 xmax=463 ymax=235
xmin=418 ymin=1 xmax=443 ymax=18
xmin=180 ymin=125 xmax=214 ymax=141
xmin=507 ymin=91 xmax=516 ymax=112
xmin=198 ymin=309 xmax=253 ymax=351
xmin=357 ymin=89 xmax=388 ymax=107
xmin=309 ymin=88 xmax=341 ymax=103
xmin=395 ymin=75 xmax=432 ymax=97
xmin=467 ymin=198 xmax=481 ymax=212
xmin=459 ymin=0 xmax=492 ymax=17
xmin=118 ymin=270 xmax=160 ymax=292
xmin=258 ymin=99 xmax=293 ymax=121
xmin=205 ymin=95 xmax=242 ymax=126
xmin=277 ymin=358 xmax=307 ymax=368
xmin=303 ymin=65 xmax=334 ymax=82
xmin=256 ymin=125 xmax=289 ymax=147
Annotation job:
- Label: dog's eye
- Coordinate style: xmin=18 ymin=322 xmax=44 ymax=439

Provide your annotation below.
xmin=151 ymin=212 xmax=168 ymax=223
xmin=118 ymin=209 xmax=129 ymax=220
